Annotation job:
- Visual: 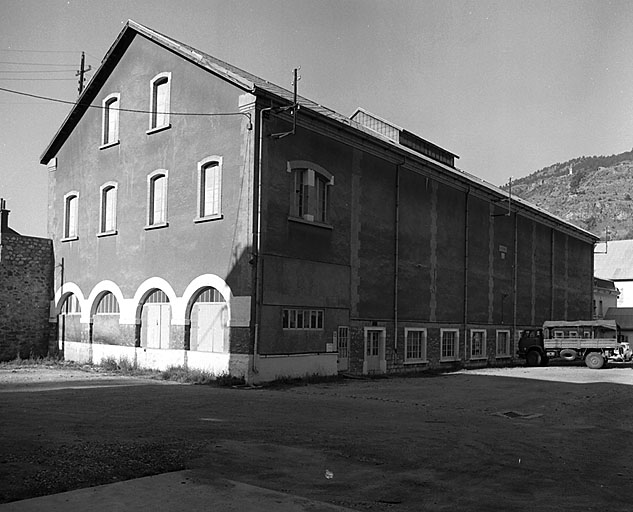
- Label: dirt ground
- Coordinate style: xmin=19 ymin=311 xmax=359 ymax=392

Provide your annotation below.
xmin=1 ymin=362 xmax=632 ymax=511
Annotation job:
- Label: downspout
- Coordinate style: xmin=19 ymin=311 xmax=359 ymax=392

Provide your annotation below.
xmin=394 ymin=162 xmax=402 ymax=353
xmin=463 ymin=187 xmax=470 ymax=359
xmin=513 ymin=211 xmax=518 ymax=351
xmin=252 ymin=106 xmax=273 ymax=375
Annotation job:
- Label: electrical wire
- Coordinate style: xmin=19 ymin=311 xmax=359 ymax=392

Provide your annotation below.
xmin=0 ymin=61 xmax=78 ymax=66
xmin=0 ymin=69 xmax=78 ymax=73
xmin=0 ymin=85 xmax=251 ymax=121
xmin=0 ymin=78 xmax=78 ymax=81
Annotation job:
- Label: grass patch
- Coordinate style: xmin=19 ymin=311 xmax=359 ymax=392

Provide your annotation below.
xmin=159 ymin=366 xmax=245 ymax=386
xmin=264 ymin=373 xmax=344 ymax=389
xmin=0 ymin=354 xmax=71 ymax=368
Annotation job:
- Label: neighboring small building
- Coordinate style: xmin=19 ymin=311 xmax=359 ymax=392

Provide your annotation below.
xmin=593 ymin=277 xmax=619 ymax=319
xmin=604 ymin=307 xmax=633 ymax=344
xmin=594 ymin=240 xmax=633 ymax=307
xmin=0 ymin=199 xmax=54 ymax=360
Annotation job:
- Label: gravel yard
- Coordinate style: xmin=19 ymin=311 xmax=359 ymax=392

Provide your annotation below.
xmin=1 ymin=362 xmax=632 ymax=511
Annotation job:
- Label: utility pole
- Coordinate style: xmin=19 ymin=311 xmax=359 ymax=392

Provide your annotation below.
xmin=76 ymin=52 xmax=92 ymax=95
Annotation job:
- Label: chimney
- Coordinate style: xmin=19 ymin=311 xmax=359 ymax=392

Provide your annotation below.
xmin=0 ymin=198 xmax=10 ymax=233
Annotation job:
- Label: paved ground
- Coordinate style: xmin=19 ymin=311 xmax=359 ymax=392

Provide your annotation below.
xmin=1 ymin=362 xmax=632 ymax=511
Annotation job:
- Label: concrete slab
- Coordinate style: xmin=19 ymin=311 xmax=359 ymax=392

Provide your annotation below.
xmin=0 ymin=470 xmax=354 ymax=512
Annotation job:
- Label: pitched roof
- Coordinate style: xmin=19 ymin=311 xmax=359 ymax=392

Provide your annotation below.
xmin=604 ymin=307 xmax=633 ymax=329
xmin=39 ymin=20 xmax=598 ymax=243
xmin=594 ymin=240 xmax=633 ymax=280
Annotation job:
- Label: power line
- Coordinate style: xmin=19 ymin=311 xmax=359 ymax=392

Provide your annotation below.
xmin=0 ymin=49 xmax=79 ymax=54
xmin=0 ymin=85 xmax=252 ymax=122
xmin=0 ymin=61 xmax=77 ymax=67
xmin=0 ymin=69 xmax=77 ymax=74
xmin=0 ymin=78 xmax=78 ymax=81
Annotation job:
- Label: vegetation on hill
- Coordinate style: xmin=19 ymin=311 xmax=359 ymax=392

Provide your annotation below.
xmin=505 ymin=149 xmax=633 ymax=240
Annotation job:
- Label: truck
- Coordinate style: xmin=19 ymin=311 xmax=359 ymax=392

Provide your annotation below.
xmin=517 ymin=320 xmax=631 ymax=369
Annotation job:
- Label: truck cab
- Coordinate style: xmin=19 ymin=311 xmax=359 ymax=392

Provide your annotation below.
xmin=517 ymin=329 xmax=547 ymax=366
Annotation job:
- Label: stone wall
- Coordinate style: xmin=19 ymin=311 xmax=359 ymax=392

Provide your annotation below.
xmin=0 ymin=232 xmax=54 ymax=360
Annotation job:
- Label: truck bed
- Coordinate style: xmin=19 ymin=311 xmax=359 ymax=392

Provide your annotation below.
xmin=544 ymin=338 xmax=618 ymax=349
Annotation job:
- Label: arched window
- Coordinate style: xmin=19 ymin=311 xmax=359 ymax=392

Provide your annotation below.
xmin=288 ymin=162 xmax=333 ymax=225
xmin=196 ymin=157 xmax=222 ymax=221
xmin=95 ymin=292 xmax=120 ymax=314
xmin=147 ymin=171 xmax=168 ymax=228
xmin=101 ymin=93 xmax=120 ymax=146
xmin=63 ymin=192 xmax=79 ymax=240
xmin=149 ymin=72 xmax=171 ymax=131
xmin=99 ymin=182 xmax=117 ymax=235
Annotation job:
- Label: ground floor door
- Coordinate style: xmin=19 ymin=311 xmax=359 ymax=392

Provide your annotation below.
xmin=143 ymin=304 xmax=170 ymax=349
xmin=364 ymin=328 xmax=386 ymax=374
xmin=190 ymin=303 xmax=227 ymax=352
xmin=337 ymin=326 xmax=350 ymax=372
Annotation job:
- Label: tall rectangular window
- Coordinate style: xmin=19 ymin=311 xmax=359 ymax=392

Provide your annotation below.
xmin=196 ymin=157 xmax=222 ymax=220
xmin=470 ymin=330 xmax=486 ymax=359
xmin=149 ymin=73 xmax=171 ymax=131
xmin=99 ymin=183 xmax=117 ymax=234
xmin=404 ymin=328 xmax=427 ymax=362
xmin=440 ymin=329 xmax=459 ymax=361
xmin=102 ymin=93 xmax=120 ymax=146
xmin=63 ymin=192 xmax=78 ymax=240
xmin=147 ymin=171 xmax=167 ymax=228
xmin=496 ymin=330 xmax=511 ymax=357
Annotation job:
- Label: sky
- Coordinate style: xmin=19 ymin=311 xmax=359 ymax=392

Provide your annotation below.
xmin=1 ymin=0 xmax=633 ymax=237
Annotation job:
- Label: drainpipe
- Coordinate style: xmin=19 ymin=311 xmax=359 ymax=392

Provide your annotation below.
xmin=394 ymin=162 xmax=401 ymax=353
xmin=463 ymin=187 xmax=470 ymax=359
xmin=252 ymin=106 xmax=274 ymax=375
xmin=513 ymin=211 xmax=518 ymax=351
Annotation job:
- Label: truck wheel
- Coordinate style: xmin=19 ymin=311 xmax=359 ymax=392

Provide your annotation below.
xmin=526 ymin=350 xmax=542 ymax=367
xmin=585 ymin=352 xmax=605 ymax=369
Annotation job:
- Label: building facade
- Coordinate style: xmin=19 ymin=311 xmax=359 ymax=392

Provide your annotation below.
xmin=40 ymin=21 xmax=597 ymax=382
xmin=594 ymin=240 xmax=633 ymax=307
xmin=0 ymin=200 xmax=54 ymax=361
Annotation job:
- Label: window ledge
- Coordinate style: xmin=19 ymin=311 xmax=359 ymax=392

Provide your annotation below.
xmin=144 ymin=222 xmax=169 ymax=231
xmin=495 ymin=355 xmax=512 ymax=359
xmin=469 ymin=355 xmax=487 ymax=361
xmin=61 ymin=236 xmax=79 ymax=243
xmin=97 ymin=230 xmax=118 ymax=238
xmin=99 ymin=140 xmax=120 ymax=150
xmin=440 ymin=358 xmax=460 ymax=363
xmin=288 ymin=216 xmax=333 ymax=230
xmin=403 ymin=359 xmax=429 ymax=365
xmin=146 ymin=124 xmax=171 ymax=135
xmin=194 ymin=214 xmax=223 ymax=224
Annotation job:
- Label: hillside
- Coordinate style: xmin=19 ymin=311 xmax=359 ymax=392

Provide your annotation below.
xmin=505 ymin=149 xmax=633 ymax=240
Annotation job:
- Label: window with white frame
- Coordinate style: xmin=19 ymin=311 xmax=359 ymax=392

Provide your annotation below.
xmin=147 ymin=171 xmax=168 ymax=228
xmin=101 ymin=93 xmax=120 ymax=146
xmin=470 ymin=329 xmax=486 ymax=359
xmin=440 ymin=329 xmax=459 ymax=361
xmin=63 ymin=192 xmax=79 ymax=240
xmin=288 ymin=162 xmax=333 ymax=225
xmin=99 ymin=182 xmax=117 ymax=235
xmin=553 ymin=330 xmax=564 ymax=338
xmin=404 ymin=328 xmax=427 ymax=362
xmin=149 ymin=72 xmax=171 ymax=131
xmin=282 ymin=308 xmax=324 ymax=330
xmin=496 ymin=330 xmax=511 ymax=357
xmin=196 ymin=157 xmax=222 ymax=220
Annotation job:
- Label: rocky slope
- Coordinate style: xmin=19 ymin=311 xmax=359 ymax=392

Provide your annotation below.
xmin=506 ymin=149 xmax=633 ymax=240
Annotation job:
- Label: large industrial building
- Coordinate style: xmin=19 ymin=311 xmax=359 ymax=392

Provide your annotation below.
xmin=40 ymin=21 xmax=598 ymax=382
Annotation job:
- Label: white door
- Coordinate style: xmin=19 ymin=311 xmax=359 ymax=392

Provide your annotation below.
xmin=364 ymin=328 xmax=385 ymax=374
xmin=337 ymin=326 xmax=349 ymax=371
xmin=144 ymin=304 xmax=170 ymax=349
xmin=191 ymin=303 xmax=227 ymax=352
